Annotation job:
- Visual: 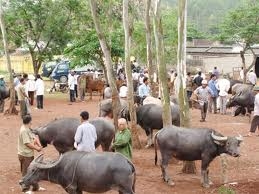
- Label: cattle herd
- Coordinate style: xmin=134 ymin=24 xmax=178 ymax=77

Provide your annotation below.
xmin=16 ymin=76 xmax=251 ymax=193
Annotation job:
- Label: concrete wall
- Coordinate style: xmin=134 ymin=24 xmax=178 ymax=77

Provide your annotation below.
xmin=188 ymin=54 xmax=254 ymax=77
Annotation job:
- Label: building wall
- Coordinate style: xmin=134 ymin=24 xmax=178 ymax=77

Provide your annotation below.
xmin=0 ymin=54 xmax=35 ymax=74
xmin=189 ymin=54 xmax=254 ymax=77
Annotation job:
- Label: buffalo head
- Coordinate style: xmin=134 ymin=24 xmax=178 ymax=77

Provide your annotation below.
xmin=211 ymin=132 xmax=243 ymax=157
xmin=19 ymin=154 xmax=62 ymax=190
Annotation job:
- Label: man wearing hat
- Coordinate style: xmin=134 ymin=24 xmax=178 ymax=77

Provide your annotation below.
xmin=246 ymin=85 xmax=259 ymax=136
xmin=193 ymin=79 xmax=214 ymax=122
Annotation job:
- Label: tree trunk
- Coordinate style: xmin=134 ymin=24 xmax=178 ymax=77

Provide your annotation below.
xmin=145 ymin=0 xmax=155 ymax=96
xmin=0 ymin=1 xmax=18 ymax=115
xmin=240 ymin=50 xmax=247 ymax=84
xmin=90 ymin=0 xmax=120 ymax=129
xmin=123 ymin=0 xmax=141 ymax=149
xmin=176 ymin=0 xmax=196 ymax=174
xmin=153 ymin=0 xmax=172 ymax=127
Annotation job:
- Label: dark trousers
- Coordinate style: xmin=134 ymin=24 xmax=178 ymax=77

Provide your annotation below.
xmin=200 ymin=101 xmax=208 ymax=120
xmin=36 ymin=95 xmax=43 ymax=109
xmin=70 ymin=90 xmax=75 ymax=102
xmin=19 ymin=100 xmax=28 ymax=119
xmin=209 ymin=97 xmax=217 ymax=113
xmin=187 ymin=90 xmax=192 ymax=99
xmin=250 ymin=115 xmax=259 ymax=133
xmin=28 ymin=91 xmax=34 ymax=105
xmin=74 ymin=85 xmax=78 ymax=98
xmin=18 ymin=155 xmax=39 ymax=191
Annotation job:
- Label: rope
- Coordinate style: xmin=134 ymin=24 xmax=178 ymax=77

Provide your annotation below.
xmin=48 ymin=152 xmax=88 ymax=190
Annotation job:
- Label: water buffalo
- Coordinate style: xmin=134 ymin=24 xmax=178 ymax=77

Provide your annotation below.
xmin=154 ymin=126 xmax=243 ymax=188
xmin=19 ymin=151 xmax=136 ymax=194
xmin=134 ymin=104 xmax=180 ymax=147
xmin=0 ymin=88 xmax=10 ymax=112
xmin=227 ymin=84 xmax=254 ymax=116
xmin=34 ymin=117 xmax=115 ymax=154
xmin=99 ymin=98 xmax=128 ymax=117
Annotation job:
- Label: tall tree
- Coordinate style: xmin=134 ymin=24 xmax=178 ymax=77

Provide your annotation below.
xmin=0 ymin=0 xmax=17 ymax=115
xmin=218 ymin=1 xmax=259 ymax=82
xmin=153 ymin=0 xmax=172 ymax=127
xmin=176 ymin=0 xmax=196 ymax=173
xmin=123 ymin=0 xmax=141 ymax=149
xmin=89 ymin=0 xmax=120 ymax=128
xmin=145 ymin=0 xmax=155 ymax=96
xmin=5 ymin=0 xmax=80 ymax=74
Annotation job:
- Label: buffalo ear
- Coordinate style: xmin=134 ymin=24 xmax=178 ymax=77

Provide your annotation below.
xmin=213 ymin=140 xmax=226 ymax=146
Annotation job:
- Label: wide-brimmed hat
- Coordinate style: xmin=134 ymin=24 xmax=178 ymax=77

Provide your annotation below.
xmin=201 ymin=80 xmax=207 ymax=85
xmin=0 ymin=75 xmax=4 ymax=79
xmin=28 ymin=74 xmax=35 ymax=80
xmin=253 ymin=85 xmax=259 ymax=91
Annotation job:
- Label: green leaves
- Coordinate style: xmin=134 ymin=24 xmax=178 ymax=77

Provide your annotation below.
xmin=219 ymin=1 xmax=259 ymax=45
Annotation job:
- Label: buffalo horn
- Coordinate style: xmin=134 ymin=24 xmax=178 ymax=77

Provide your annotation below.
xmin=236 ymin=134 xmax=243 ymax=142
xmin=35 ymin=154 xmax=63 ymax=169
xmin=211 ymin=132 xmax=228 ymax=141
xmin=33 ymin=154 xmax=44 ymax=163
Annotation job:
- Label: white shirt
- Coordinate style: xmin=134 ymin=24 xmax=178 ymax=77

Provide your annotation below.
xmin=26 ymin=79 xmax=35 ymax=92
xmin=139 ymin=76 xmax=145 ymax=84
xmin=132 ymin=72 xmax=139 ymax=81
xmin=68 ymin=75 xmax=75 ymax=90
xmin=119 ymin=86 xmax=128 ymax=98
xmin=74 ymin=74 xmax=79 ymax=85
xmin=35 ymin=79 xmax=44 ymax=96
xmin=216 ymin=79 xmax=230 ymax=97
xmin=254 ymin=93 xmax=259 ymax=116
xmin=240 ymin=69 xmax=244 ymax=80
xmin=74 ymin=121 xmax=97 ymax=152
xmin=104 ymin=87 xmax=112 ymax=99
xmin=247 ymin=72 xmax=257 ymax=85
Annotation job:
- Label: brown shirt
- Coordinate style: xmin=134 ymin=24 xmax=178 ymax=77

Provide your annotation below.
xmin=18 ymin=125 xmax=35 ymax=157
xmin=17 ymin=84 xmax=27 ymax=101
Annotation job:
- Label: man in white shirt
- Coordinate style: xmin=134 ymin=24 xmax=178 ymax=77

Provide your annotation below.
xmin=74 ymin=72 xmax=79 ymax=99
xmin=119 ymin=83 xmax=128 ymax=98
xmin=247 ymin=69 xmax=257 ymax=85
xmin=74 ymin=111 xmax=97 ymax=152
xmin=68 ymin=71 xmax=75 ymax=102
xmin=216 ymin=76 xmax=230 ymax=115
xmin=240 ymin=67 xmax=244 ymax=81
xmin=35 ymin=74 xmax=45 ymax=109
xmin=27 ymin=74 xmax=36 ymax=106
xmin=132 ymin=69 xmax=139 ymax=92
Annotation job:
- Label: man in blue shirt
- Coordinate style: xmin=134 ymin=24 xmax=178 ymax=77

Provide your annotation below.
xmin=208 ymin=74 xmax=218 ymax=114
xmin=138 ymin=77 xmax=150 ymax=104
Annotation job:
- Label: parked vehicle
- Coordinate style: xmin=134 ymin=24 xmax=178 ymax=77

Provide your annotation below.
xmin=41 ymin=61 xmax=58 ymax=77
xmin=50 ymin=60 xmax=70 ymax=83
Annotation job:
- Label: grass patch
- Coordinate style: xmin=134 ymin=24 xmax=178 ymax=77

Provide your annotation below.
xmin=218 ymin=186 xmax=236 ymax=194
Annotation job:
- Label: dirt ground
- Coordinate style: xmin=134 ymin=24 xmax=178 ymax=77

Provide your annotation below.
xmin=1 ymin=92 xmax=259 ymax=194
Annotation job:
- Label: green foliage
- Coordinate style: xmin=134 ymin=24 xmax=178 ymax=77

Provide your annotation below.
xmin=218 ymin=1 xmax=259 ymax=45
xmin=4 ymin=0 xmax=80 ymax=73
xmin=218 ymin=185 xmax=236 ymax=194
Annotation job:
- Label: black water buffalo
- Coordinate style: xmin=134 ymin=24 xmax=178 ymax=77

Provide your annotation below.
xmin=136 ymin=104 xmax=180 ymax=147
xmin=154 ymin=126 xmax=243 ymax=188
xmin=227 ymin=84 xmax=254 ymax=116
xmin=0 ymin=88 xmax=9 ymax=112
xmin=34 ymin=117 xmax=115 ymax=153
xmin=99 ymin=99 xmax=128 ymax=117
xmin=19 ymin=151 xmax=136 ymax=194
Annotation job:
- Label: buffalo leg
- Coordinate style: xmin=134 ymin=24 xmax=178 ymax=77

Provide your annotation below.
xmin=160 ymin=152 xmax=174 ymax=186
xmin=201 ymin=157 xmax=212 ymax=188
